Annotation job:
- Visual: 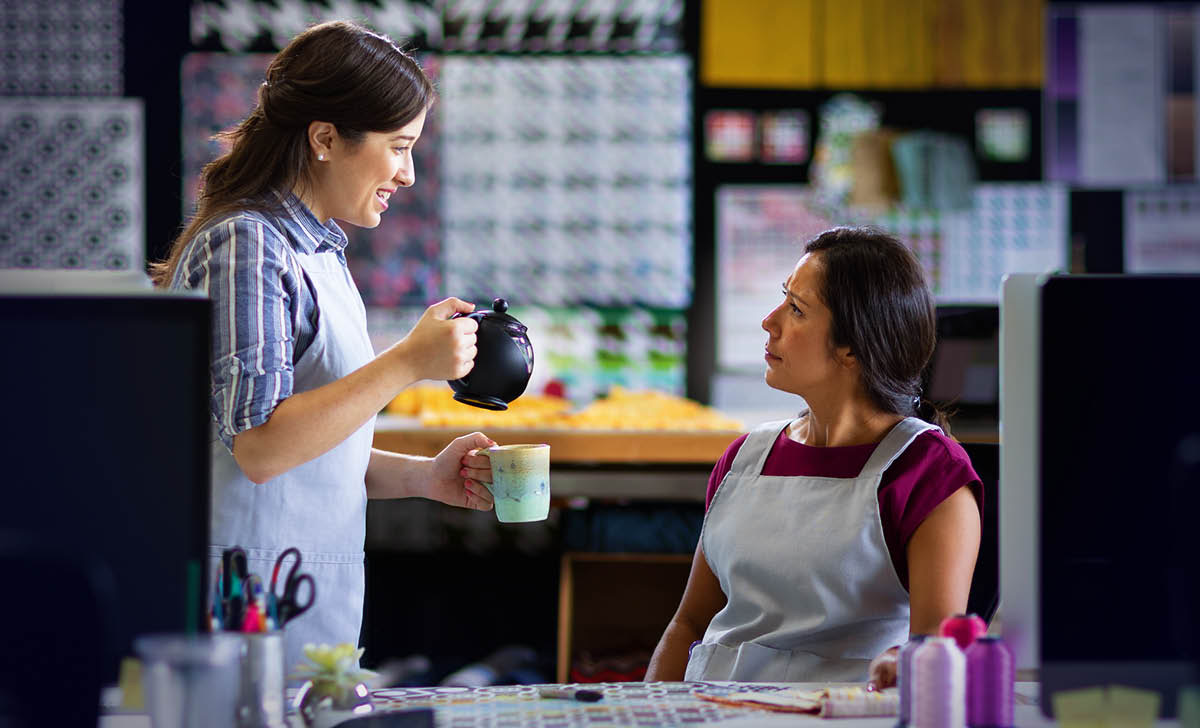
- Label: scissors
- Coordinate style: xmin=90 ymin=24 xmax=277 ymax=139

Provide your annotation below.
xmin=269 ymin=547 xmax=315 ymax=627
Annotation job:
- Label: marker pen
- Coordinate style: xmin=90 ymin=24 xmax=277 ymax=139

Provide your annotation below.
xmin=537 ymin=687 xmax=603 ymax=702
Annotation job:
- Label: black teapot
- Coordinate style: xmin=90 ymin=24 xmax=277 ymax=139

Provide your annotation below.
xmin=449 ymin=298 xmax=534 ymax=411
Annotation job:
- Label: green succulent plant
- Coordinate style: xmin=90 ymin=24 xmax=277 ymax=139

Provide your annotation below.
xmin=291 ymin=643 xmax=378 ymax=705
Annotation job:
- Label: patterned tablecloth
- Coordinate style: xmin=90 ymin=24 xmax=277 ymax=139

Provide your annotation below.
xmin=368 ymin=682 xmax=837 ymax=728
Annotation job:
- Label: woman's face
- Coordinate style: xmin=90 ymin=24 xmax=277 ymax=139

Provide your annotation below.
xmin=761 ymin=252 xmax=850 ymax=396
xmin=313 ymin=108 xmax=427 ymax=228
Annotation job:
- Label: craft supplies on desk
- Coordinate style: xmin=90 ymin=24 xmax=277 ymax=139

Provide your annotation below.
xmin=214 ymin=546 xmax=315 ymax=634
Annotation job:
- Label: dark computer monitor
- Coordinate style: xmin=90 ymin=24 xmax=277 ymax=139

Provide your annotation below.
xmin=0 ymin=293 xmax=211 ymax=685
xmin=1002 ymin=274 xmax=1200 ymax=718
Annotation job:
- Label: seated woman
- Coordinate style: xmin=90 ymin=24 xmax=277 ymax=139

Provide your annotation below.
xmin=646 ymin=227 xmax=982 ymax=686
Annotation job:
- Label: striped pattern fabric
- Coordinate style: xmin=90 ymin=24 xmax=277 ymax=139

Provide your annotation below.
xmin=170 ymin=193 xmax=348 ymax=447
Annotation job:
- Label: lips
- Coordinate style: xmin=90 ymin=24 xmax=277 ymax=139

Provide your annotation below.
xmin=375 ymin=188 xmax=394 ymax=210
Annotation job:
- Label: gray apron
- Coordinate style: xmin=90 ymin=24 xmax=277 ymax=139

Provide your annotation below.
xmin=685 ymin=415 xmax=937 ymax=682
xmin=209 ymin=243 xmax=374 ymax=680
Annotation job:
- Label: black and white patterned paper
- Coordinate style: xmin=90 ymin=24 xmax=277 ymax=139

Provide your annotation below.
xmin=189 ymin=0 xmax=683 ymax=53
xmin=440 ymin=56 xmax=692 ymax=308
xmin=0 ymin=0 xmax=123 ymax=96
xmin=0 ymin=99 xmax=144 ymax=271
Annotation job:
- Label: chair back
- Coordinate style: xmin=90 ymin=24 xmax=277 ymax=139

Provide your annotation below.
xmin=959 ymin=441 xmax=999 ymax=624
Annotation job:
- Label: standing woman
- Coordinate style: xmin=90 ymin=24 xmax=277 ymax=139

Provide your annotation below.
xmin=646 ymin=227 xmax=982 ymax=685
xmin=150 ymin=21 xmax=497 ymax=668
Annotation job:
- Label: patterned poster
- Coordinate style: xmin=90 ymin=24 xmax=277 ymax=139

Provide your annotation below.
xmin=180 ymin=52 xmax=443 ymax=306
xmin=0 ymin=0 xmax=123 ymax=95
xmin=0 ymin=98 xmax=144 ymax=271
xmin=1124 ymin=186 xmax=1200 ymax=272
xmin=715 ymin=185 xmax=833 ymax=371
xmin=189 ymin=0 xmax=683 ymax=53
xmin=440 ymin=55 xmax=692 ymax=308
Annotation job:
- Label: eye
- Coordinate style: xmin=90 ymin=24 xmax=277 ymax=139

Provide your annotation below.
xmin=781 ymin=286 xmax=803 ymax=317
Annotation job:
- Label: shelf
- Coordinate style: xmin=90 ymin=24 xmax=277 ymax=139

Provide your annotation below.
xmin=373 ymin=416 xmax=743 ymax=465
xmin=556 ymin=552 xmax=694 ymax=682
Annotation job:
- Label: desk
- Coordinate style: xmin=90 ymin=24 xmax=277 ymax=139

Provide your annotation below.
xmin=103 ymin=681 xmax=1183 ymax=727
xmin=366 ymin=682 xmax=1050 ymax=728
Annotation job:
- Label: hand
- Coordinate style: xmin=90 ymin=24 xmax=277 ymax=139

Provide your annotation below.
xmin=427 ymin=432 xmax=496 ymax=511
xmin=392 ymin=298 xmax=478 ymax=382
xmin=866 ymin=645 xmax=900 ymax=691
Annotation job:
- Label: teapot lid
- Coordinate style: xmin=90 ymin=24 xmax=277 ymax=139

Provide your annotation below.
xmin=476 ymin=297 xmax=524 ymax=330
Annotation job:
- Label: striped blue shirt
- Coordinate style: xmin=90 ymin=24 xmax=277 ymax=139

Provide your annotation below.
xmin=169 ymin=193 xmax=349 ymax=449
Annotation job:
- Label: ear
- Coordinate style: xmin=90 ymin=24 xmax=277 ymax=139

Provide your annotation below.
xmin=835 ymin=345 xmax=857 ymax=370
xmin=306 ymin=121 xmax=337 ymax=159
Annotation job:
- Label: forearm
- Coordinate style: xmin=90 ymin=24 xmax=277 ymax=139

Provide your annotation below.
xmin=365 ymin=448 xmax=433 ymax=499
xmin=645 ymin=619 xmax=702 ymax=682
xmin=232 ymin=348 xmax=419 ymax=483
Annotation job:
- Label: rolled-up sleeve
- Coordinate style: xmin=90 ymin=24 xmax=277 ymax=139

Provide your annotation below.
xmin=177 ymin=215 xmax=300 ymax=450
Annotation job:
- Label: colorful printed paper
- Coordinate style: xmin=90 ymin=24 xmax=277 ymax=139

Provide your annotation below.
xmin=440 ymin=56 xmax=692 ymax=309
xmin=0 ymin=0 xmax=123 ymax=95
xmin=976 ymin=108 xmax=1031 ymax=163
xmin=1124 ymin=187 xmax=1200 ymax=272
xmin=190 ymin=0 xmax=683 ymax=53
xmin=704 ymin=110 xmax=756 ymax=163
xmin=760 ymin=110 xmax=810 ymax=165
xmin=0 ymin=98 xmax=144 ymax=271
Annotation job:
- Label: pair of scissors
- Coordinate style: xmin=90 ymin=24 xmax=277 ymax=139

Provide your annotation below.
xmin=269 ymin=547 xmax=315 ymax=628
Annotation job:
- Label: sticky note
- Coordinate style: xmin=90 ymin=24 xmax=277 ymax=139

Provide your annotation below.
xmin=118 ymin=657 xmax=144 ymax=710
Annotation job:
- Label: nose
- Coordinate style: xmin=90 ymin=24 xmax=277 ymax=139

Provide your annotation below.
xmin=762 ymin=304 xmax=782 ymax=335
xmin=394 ymin=156 xmax=415 ymax=188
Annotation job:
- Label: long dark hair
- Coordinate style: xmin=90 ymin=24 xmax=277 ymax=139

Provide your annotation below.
xmin=804 ymin=227 xmax=951 ymax=433
xmin=150 ymin=20 xmax=435 ymax=287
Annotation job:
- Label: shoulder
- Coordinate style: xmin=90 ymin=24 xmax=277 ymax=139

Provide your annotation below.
xmin=881 ymin=429 xmax=981 ymax=517
xmin=713 ymin=433 xmax=751 ymax=478
xmin=902 ymin=429 xmax=976 ymax=474
xmin=192 ymin=209 xmax=287 ymax=248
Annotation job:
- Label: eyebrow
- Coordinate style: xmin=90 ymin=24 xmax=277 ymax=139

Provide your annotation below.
xmin=781 ymin=283 xmax=809 ymax=307
xmin=389 ymin=134 xmax=417 ymax=141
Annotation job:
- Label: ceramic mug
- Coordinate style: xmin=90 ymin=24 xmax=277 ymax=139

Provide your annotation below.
xmin=477 ymin=444 xmax=550 ymax=523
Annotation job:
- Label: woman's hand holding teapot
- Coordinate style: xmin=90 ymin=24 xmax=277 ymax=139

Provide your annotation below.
xmin=389 ymin=297 xmax=479 ymax=383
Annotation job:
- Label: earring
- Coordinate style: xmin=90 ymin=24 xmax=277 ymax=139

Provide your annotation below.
xmin=317 ymin=154 xmax=325 ymax=161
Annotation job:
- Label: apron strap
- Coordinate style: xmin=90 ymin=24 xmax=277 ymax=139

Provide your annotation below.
xmin=857 ymin=416 xmax=940 ymax=479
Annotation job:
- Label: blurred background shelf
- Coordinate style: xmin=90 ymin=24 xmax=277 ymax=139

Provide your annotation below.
xmin=373 ymin=416 xmax=744 ymax=465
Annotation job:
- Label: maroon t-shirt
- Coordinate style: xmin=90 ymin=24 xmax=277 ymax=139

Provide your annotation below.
xmin=704 ymin=426 xmax=982 ymax=591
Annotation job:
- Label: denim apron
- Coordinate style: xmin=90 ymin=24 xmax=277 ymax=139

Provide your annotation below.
xmin=685 ymin=415 xmax=937 ymax=682
xmin=209 ymin=243 xmax=374 ymax=680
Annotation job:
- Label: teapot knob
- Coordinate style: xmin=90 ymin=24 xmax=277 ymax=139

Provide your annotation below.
xmin=492 ymin=298 xmax=508 ymax=314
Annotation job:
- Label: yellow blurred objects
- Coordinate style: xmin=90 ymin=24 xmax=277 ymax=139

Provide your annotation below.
xmin=385 ymin=384 xmax=742 ymax=431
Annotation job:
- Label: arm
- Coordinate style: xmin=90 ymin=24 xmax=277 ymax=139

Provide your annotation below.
xmin=233 ymin=298 xmax=478 ymax=483
xmin=364 ymin=433 xmax=495 ymax=511
xmin=868 ymin=483 xmax=981 ymax=688
xmin=645 ymin=543 xmax=727 ymax=681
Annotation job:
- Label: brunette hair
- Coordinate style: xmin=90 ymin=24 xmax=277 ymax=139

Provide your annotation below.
xmin=149 ymin=20 xmax=435 ymax=287
xmin=804 ymin=227 xmax=951 ymax=433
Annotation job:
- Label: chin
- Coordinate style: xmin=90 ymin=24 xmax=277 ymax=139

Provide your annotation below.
xmin=338 ymin=213 xmax=382 ymax=230
xmin=763 ymin=370 xmax=802 ymax=397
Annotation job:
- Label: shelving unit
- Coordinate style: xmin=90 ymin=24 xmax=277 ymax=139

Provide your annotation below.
xmin=555 ymin=552 xmax=694 ymax=683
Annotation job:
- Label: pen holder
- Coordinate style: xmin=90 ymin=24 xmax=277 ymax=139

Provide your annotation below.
xmin=134 ymin=633 xmax=244 ymax=728
xmin=236 ymin=631 xmax=287 ymax=728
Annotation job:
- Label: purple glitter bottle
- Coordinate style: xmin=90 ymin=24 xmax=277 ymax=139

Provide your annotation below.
xmin=965 ymin=636 xmax=1014 ymax=728
xmin=897 ymin=634 xmax=929 ymax=728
